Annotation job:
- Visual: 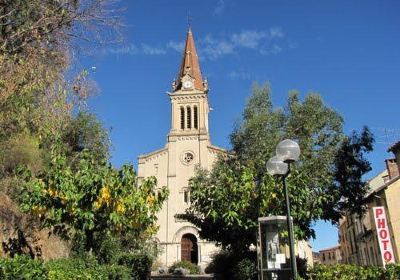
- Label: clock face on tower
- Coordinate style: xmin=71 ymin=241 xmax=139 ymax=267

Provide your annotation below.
xmin=183 ymin=80 xmax=193 ymax=89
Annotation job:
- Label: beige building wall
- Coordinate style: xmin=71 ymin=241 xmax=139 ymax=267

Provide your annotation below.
xmin=319 ymin=246 xmax=341 ymax=265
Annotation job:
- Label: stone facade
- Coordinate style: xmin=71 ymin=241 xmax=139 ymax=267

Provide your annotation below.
xmin=137 ymin=28 xmax=224 ymax=269
xmin=318 ymin=245 xmax=342 ymax=265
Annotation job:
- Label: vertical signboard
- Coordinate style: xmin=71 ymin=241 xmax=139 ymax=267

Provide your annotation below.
xmin=373 ymin=206 xmax=395 ymax=266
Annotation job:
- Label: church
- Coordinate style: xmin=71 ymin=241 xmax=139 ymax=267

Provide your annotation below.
xmin=137 ymin=28 xmax=225 ymax=268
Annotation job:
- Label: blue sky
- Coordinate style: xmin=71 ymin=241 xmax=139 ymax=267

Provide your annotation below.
xmin=81 ymin=0 xmax=400 ymax=251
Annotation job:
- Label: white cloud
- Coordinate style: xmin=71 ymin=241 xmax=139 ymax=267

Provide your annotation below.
xmin=231 ymin=30 xmax=267 ymax=48
xmin=213 ymin=0 xmax=226 ymax=16
xmin=103 ymin=26 xmax=289 ymax=59
xmin=260 ymin=44 xmax=283 ymax=55
xmin=141 ymin=44 xmax=166 ymax=55
xmin=167 ymin=40 xmax=185 ymax=52
xmin=199 ymin=35 xmax=235 ymax=59
xmin=104 ymin=43 xmax=167 ymax=56
xmin=269 ymin=27 xmax=284 ymax=39
xmin=227 ymin=70 xmax=252 ymax=80
xmin=106 ymin=44 xmax=139 ymax=55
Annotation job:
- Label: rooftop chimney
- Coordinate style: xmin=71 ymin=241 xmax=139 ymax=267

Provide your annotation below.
xmin=387 ymin=141 xmax=400 ymax=179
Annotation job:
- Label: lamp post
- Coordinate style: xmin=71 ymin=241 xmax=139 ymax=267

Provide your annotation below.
xmin=266 ymin=139 xmax=300 ymax=280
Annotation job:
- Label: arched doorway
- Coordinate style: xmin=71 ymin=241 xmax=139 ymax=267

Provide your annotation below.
xmin=181 ymin=233 xmax=198 ymax=264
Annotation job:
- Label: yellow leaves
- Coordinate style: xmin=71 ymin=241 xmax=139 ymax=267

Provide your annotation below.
xmin=48 ymin=186 xmax=57 ymax=197
xmin=93 ymin=200 xmax=102 ymax=210
xmin=32 ymin=205 xmax=46 ymax=217
xmin=92 ymin=186 xmax=112 ymax=210
xmin=100 ymin=186 xmax=111 ymax=202
xmin=146 ymin=195 xmax=155 ymax=206
xmin=116 ymin=201 xmax=125 ymax=214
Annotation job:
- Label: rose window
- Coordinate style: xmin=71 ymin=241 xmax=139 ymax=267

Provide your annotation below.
xmin=183 ymin=152 xmax=194 ymax=164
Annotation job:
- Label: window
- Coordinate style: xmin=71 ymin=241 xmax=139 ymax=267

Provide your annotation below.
xmin=183 ymin=152 xmax=194 ymax=163
xmin=184 ymin=190 xmax=190 ymax=204
xmin=180 ymin=107 xmax=185 ymax=129
xmin=194 ymin=105 xmax=198 ymax=129
xmin=187 ymin=106 xmax=191 ymax=129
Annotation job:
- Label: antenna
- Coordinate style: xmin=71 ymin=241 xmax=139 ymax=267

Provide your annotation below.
xmin=370 ymin=127 xmax=400 ymax=146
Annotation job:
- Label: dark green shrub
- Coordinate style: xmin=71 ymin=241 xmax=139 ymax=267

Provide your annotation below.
xmin=234 ymin=258 xmax=257 ymax=280
xmin=117 ymin=252 xmax=152 ymax=280
xmin=205 ymin=250 xmax=236 ymax=279
xmin=206 ymin=250 xmax=258 ymax=280
xmin=0 ymin=255 xmax=47 ymax=280
xmin=168 ymin=260 xmax=200 ymax=274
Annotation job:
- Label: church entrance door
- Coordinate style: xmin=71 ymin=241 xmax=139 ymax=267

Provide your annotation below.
xmin=181 ymin=233 xmax=198 ymax=264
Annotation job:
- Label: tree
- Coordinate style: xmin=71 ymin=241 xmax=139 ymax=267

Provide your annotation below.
xmin=19 ymin=146 xmax=169 ymax=253
xmin=182 ymin=83 xmax=345 ymax=252
xmin=62 ymin=111 xmax=111 ymax=162
xmin=324 ymin=126 xmax=374 ymax=222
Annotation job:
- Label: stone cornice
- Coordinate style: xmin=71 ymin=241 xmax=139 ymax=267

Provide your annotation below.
xmin=138 ymin=147 xmax=168 ymax=162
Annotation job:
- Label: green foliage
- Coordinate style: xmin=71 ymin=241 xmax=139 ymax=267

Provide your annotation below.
xmin=325 ymin=126 xmax=374 ymax=222
xmin=0 ymin=256 xmax=131 ymax=280
xmin=19 ymin=147 xmax=169 ymax=252
xmin=205 ymin=250 xmax=257 ymax=280
xmin=234 ymin=258 xmax=258 ymax=280
xmin=0 ymin=254 xmax=47 ymax=280
xmin=307 ymin=264 xmax=400 ymax=280
xmin=46 ymin=257 xmax=131 ymax=280
xmin=168 ymin=260 xmax=200 ymax=275
xmin=117 ymin=252 xmax=152 ymax=280
xmin=205 ymin=250 xmax=236 ymax=279
xmin=62 ymin=112 xmax=111 ymax=162
xmin=183 ymin=83 xmax=345 ymax=251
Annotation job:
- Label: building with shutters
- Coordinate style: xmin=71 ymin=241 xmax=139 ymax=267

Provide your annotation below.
xmin=137 ymin=28 xmax=226 ymax=269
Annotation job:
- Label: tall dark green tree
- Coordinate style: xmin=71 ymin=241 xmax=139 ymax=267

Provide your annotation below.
xmin=324 ymin=126 xmax=374 ymax=222
xmin=182 ymin=83 xmax=345 ymax=252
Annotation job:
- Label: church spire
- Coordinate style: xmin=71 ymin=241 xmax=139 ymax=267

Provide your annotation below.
xmin=173 ymin=28 xmax=206 ymax=92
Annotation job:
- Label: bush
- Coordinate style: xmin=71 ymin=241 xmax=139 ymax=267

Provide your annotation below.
xmin=117 ymin=252 xmax=152 ymax=280
xmin=0 ymin=255 xmax=131 ymax=280
xmin=234 ymin=258 xmax=258 ymax=280
xmin=205 ymin=250 xmax=257 ymax=280
xmin=205 ymin=250 xmax=236 ymax=279
xmin=0 ymin=254 xmax=47 ymax=279
xmin=307 ymin=264 xmax=400 ymax=280
xmin=46 ymin=257 xmax=130 ymax=280
xmin=168 ymin=260 xmax=200 ymax=275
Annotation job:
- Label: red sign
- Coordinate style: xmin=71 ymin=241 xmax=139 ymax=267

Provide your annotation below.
xmin=373 ymin=207 xmax=395 ymax=266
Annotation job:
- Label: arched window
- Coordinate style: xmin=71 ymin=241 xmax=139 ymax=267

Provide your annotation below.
xmin=180 ymin=106 xmax=185 ymax=129
xmin=193 ymin=106 xmax=198 ymax=129
xmin=187 ymin=106 xmax=191 ymax=129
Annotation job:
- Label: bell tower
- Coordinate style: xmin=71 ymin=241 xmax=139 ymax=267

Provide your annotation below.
xmin=168 ymin=28 xmax=210 ymax=140
xmin=137 ymin=27 xmax=225 ymax=269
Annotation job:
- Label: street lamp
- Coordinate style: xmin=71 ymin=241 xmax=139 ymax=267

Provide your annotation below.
xmin=266 ymin=139 xmax=300 ymax=280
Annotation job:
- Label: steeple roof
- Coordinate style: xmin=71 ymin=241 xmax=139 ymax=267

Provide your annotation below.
xmin=175 ymin=28 xmax=205 ymax=91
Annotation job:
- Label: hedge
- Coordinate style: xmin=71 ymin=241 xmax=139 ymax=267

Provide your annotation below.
xmin=308 ymin=264 xmax=400 ymax=280
xmin=0 ymin=255 xmax=131 ymax=280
